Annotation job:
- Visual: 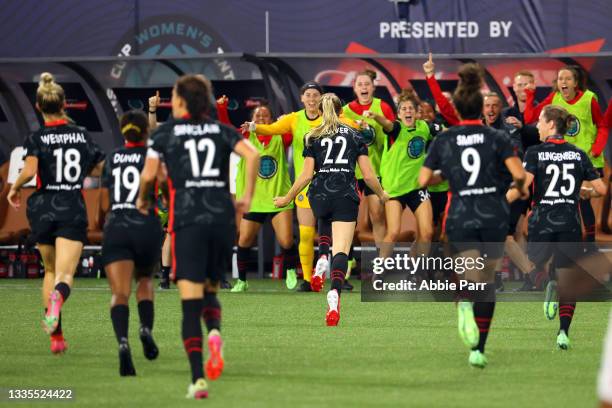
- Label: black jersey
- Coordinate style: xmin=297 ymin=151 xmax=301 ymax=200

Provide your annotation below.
xmin=148 ymin=117 xmax=242 ymax=231
xmin=424 ymin=122 xmax=515 ymax=232
xmin=524 ymin=137 xmax=600 ymax=233
xmin=23 ymin=120 xmax=104 ymax=223
xmin=303 ymin=124 xmax=368 ymax=203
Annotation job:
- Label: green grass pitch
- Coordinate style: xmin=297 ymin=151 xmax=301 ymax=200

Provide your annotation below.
xmin=0 ymin=278 xmax=608 ymax=407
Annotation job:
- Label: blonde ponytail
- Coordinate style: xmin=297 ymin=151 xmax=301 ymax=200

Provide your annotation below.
xmin=305 ymin=93 xmax=342 ymax=145
xmin=36 ymin=72 xmax=66 ymax=117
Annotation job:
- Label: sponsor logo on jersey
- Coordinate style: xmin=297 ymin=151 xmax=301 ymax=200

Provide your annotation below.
xmin=259 ymin=155 xmax=278 ymax=179
xmin=407 ymin=136 xmax=426 ymax=158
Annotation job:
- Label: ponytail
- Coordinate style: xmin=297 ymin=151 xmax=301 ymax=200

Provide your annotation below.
xmin=305 ymin=93 xmax=342 ymax=145
xmin=541 ymin=105 xmax=575 ymax=135
xmin=36 ymin=72 xmax=66 ymax=117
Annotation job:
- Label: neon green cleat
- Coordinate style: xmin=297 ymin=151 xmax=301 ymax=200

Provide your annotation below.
xmin=469 ymin=350 xmax=488 ymax=368
xmin=230 ymin=279 xmax=248 ymax=293
xmin=544 ymin=280 xmax=558 ymax=320
xmin=186 ymin=378 xmax=208 ymax=399
xmin=286 ymin=268 xmax=297 ymax=290
xmin=348 ymin=258 xmax=357 ymax=271
xmin=557 ymin=330 xmax=570 ymax=350
xmin=457 ymin=301 xmax=479 ymax=349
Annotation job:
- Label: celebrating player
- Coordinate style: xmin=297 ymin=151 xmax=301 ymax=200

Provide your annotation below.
xmin=138 ymin=74 xmax=259 ymax=399
xmin=7 ymin=72 xmax=105 ymax=353
xmin=419 ymin=64 xmax=527 ymax=368
xmin=100 ymin=110 xmax=163 ymax=375
xmin=274 ymin=93 xmax=388 ymax=326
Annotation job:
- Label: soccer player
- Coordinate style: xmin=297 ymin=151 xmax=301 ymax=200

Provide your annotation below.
xmin=342 ymin=69 xmax=395 ymax=247
xmin=100 ymin=110 xmax=163 ymax=376
xmin=274 ymin=93 xmax=388 ymax=325
xmin=7 ymin=73 xmax=105 ymax=353
xmin=361 ymin=93 xmax=437 ymax=263
xmin=233 ymin=104 xmax=296 ymax=292
xmin=137 ymin=75 xmax=259 ymax=399
xmin=419 ymin=64 xmax=528 ymax=368
xmin=524 ymin=66 xmax=609 ymax=245
xmin=507 ymin=105 xmax=606 ymax=350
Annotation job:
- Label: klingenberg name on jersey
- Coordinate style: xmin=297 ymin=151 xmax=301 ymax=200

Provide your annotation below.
xmin=537 ymin=151 xmax=581 ymax=162
xmin=174 ymin=123 xmax=221 ymax=136
xmin=40 ymin=132 xmax=86 ymax=145
xmin=456 ymin=133 xmax=484 ymax=146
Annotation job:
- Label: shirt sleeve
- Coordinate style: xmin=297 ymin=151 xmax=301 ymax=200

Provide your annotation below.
xmin=380 ymin=100 xmax=396 ymax=121
xmin=426 ymin=76 xmax=460 ymax=126
xmin=590 ymin=96 xmax=609 ymax=157
xmin=302 ymin=137 xmax=314 ymax=158
xmin=581 ymin=150 xmax=600 ymax=181
xmin=224 ymin=125 xmax=243 ymax=151
xmin=423 ymin=138 xmax=440 ymax=170
xmin=496 ymin=132 xmax=516 ymax=162
xmin=355 ymin=132 xmax=369 ymax=157
xmin=22 ymin=133 xmax=40 ymax=158
xmin=147 ymin=126 xmax=166 ymax=158
xmin=523 ymin=147 xmax=538 ymax=175
xmin=523 ymin=90 xmax=554 ymax=124
xmin=88 ymin=138 xmax=105 ymax=167
xmin=100 ymin=158 xmax=111 ymax=189
xmin=216 ymin=99 xmax=232 ymax=127
xmin=255 ymin=113 xmax=294 ymax=136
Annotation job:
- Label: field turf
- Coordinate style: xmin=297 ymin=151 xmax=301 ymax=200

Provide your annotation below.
xmin=0 ymin=278 xmax=608 ymax=407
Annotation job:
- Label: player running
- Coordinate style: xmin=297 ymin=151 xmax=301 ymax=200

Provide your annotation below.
xmin=419 ymin=64 xmax=528 ymax=368
xmin=137 ymin=75 xmax=259 ymax=399
xmin=8 ymin=72 xmax=104 ymax=354
xmin=274 ymin=93 xmax=388 ymax=326
xmin=100 ymin=110 xmax=163 ymax=376
xmin=507 ymin=105 xmax=606 ymax=350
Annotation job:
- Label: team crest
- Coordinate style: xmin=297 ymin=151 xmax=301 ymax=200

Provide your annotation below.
xmin=407 ymin=137 xmax=426 ymax=158
xmin=565 ymin=117 xmax=580 ymax=137
xmin=259 ymin=156 xmax=278 ymax=179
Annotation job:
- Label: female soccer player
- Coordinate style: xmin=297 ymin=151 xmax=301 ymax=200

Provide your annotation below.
xmin=342 ymin=69 xmax=395 ymax=246
xmin=362 ymin=93 xmax=435 ymax=261
xmin=507 ymin=105 xmax=606 ymax=350
xmin=100 ymin=110 xmax=163 ymax=376
xmin=419 ymin=64 xmax=527 ymax=368
xmin=274 ymin=93 xmax=388 ymax=326
xmin=7 ymin=72 xmax=105 ymax=353
xmin=233 ymin=104 xmax=296 ymax=292
xmin=137 ymin=74 xmax=259 ymax=399
xmin=523 ymin=66 xmax=608 ymax=245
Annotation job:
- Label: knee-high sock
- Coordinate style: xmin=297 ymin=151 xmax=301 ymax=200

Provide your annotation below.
xmin=237 ymin=246 xmax=250 ymax=281
xmin=282 ymin=244 xmax=297 ymax=273
xmin=138 ymin=300 xmax=154 ymax=330
xmin=298 ymin=225 xmax=315 ymax=282
xmin=318 ymin=219 xmax=332 ymax=260
xmin=182 ymin=299 xmax=204 ymax=383
xmin=559 ymin=302 xmax=576 ymax=334
xmin=580 ymin=199 xmax=596 ymax=243
xmin=330 ymin=252 xmax=348 ymax=295
xmin=472 ymin=284 xmax=496 ymax=353
xmin=111 ymin=304 xmax=129 ymax=344
xmin=202 ymin=291 xmax=221 ymax=333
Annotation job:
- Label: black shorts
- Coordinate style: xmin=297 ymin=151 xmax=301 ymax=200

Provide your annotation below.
xmin=243 ymin=211 xmax=284 ymax=224
xmin=29 ymin=219 xmax=88 ymax=245
xmin=102 ymin=214 xmax=163 ymax=269
xmin=356 ymin=178 xmax=381 ymax=197
xmin=429 ymin=191 xmax=448 ymax=225
xmin=508 ymin=199 xmax=529 ymax=235
xmin=446 ymin=227 xmax=507 ymax=259
xmin=310 ymin=196 xmax=359 ymax=223
xmin=172 ymin=224 xmax=235 ymax=283
xmin=527 ymin=229 xmax=582 ymax=268
xmin=391 ymin=189 xmax=430 ymax=213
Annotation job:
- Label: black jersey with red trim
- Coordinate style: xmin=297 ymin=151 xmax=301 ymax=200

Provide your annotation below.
xmin=303 ymin=124 xmax=368 ymax=203
xmin=524 ymin=137 xmax=599 ymax=233
xmin=423 ymin=122 xmax=515 ymax=232
xmin=23 ymin=120 xmax=104 ymax=223
xmin=148 ymin=117 xmax=242 ymax=231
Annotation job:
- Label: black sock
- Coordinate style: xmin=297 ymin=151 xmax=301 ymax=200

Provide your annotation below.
xmin=182 ymin=299 xmax=204 ymax=383
xmin=138 ymin=300 xmax=154 ymax=330
xmin=202 ymin=292 xmax=221 ymax=333
xmin=559 ymin=302 xmax=576 ymax=334
xmin=237 ymin=246 xmax=250 ymax=281
xmin=330 ymin=252 xmax=348 ymax=294
xmin=111 ymin=304 xmax=129 ymax=344
xmin=161 ymin=266 xmax=170 ymax=281
xmin=45 ymin=308 xmax=63 ymax=336
xmin=282 ymin=245 xmax=297 ymax=273
xmin=55 ymin=282 xmax=71 ymax=302
xmin=472 ymin=284 xmax=496 ymax=353
xmin=580 ymin=199 xmax=596 ymax=243
xmin=318 ymin=219 xmax=332 ymax=259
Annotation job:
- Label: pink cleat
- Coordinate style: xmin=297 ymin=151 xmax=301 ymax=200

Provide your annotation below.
xmin=50 ymin=334 xmax=67 ymax=354
xmin=43 ymin=290 xmax=63 ymax=335
xmin=205 ymin=333 xmax=224 ymax=380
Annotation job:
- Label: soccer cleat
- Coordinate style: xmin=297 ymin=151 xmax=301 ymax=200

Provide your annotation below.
xmin=119 ymin=341 xmax=136 ymax=376
xmin=220 ymin=279 xmax=233 ymax=290
xmin=230 ymin=279 xmax=249 ymax=293
xmin=311 ymin=256 xmax=329 ymax=292
xmin=43 ymin=290 xmax=63 ymax=335
xmin=342 ymin=279 xmax=354 ymax=291
xmin=468 ymin=350 xmax=488 ymax=368
xmin=139 ymin=326 xmax=159 ymax=360
xmin=557 ymin=330 xmax=570 ymax=350
xmin=326 ymin=289 xmax=340 ymax=326
xmin=457 ymin=301 xmax=479 ymax=348
xmin=296 ymin=280 xmax=312 ymax=292
xmin=186 ymin=378 xmax=209 ymax=399
xmin=544 ymin=280 xmax=558 ymax=321
xmin=158 ymin=279 xmax=170 ymax=290
xmin=205 ymin=331 xmax=224 ymax=380
xmin=286 ymin=268 xmax=298 ymax=290
xmin=50 ymin=334 xmax=67 ymax=355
